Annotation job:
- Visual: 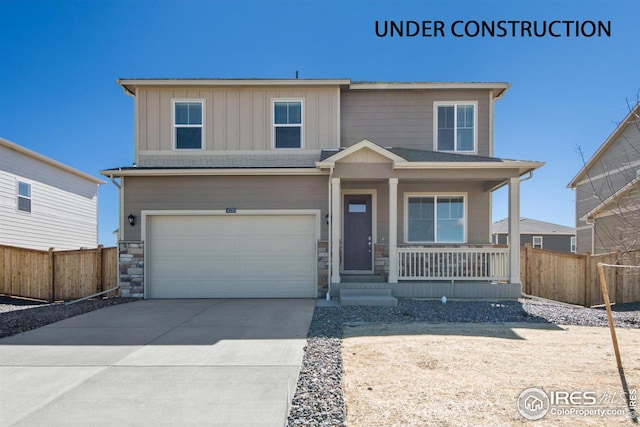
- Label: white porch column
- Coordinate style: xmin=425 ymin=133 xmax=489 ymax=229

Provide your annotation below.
xmin=508 ymin=177 xmax=521 ymax=285
xmin=331 ymin=178 xmax=341 ymax=284
xmin=388 ymin=178 xmax=398 ymax=283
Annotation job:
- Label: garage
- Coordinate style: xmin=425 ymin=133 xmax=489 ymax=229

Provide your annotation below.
xmin=144 ymin=212 xmax=318 ymax=298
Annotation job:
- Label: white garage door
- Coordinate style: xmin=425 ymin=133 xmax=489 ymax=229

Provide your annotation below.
xmin=146 ymin=214 xmax=317 ymax=298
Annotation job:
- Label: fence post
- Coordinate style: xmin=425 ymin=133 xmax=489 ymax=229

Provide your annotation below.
xmin=96 ymin=245 xmax=103 ymax=294
xmin=583 ymin=252 xmax=591 ymax=307
xmin=523 ymin=244 xmax=532 ymax=295
xmin=49 ymin=248 xmax=55 ymax=302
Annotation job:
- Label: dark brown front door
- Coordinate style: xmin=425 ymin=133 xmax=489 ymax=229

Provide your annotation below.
xmin=343 ymin=194 xmax=372 ymax=271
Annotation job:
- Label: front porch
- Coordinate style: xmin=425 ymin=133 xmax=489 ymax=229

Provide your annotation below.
xmin=316 ymin=140 xmax=542 ymax=300
xmin=326 ymin=244 xmax=519 ymax=299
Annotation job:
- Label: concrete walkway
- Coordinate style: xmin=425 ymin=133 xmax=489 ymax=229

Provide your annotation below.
xmin=0 ymin=299 xmax=316 ymax=426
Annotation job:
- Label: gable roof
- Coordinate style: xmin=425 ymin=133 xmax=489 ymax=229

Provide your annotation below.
xmin=0 ymin=137 xmax=105 ymax=185
xmin=568 ymin=102 xmax=640 ymax=188
xmin=492 ymin=217 xmax=575 ymax=235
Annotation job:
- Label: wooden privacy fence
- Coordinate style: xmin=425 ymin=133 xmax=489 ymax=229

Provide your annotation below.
xmin=0 ymin=245 xmax=118 ymax=302
xmin=520 ymin=244 xmax=640 ymax=307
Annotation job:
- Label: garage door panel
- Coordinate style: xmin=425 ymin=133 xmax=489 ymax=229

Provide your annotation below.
xmin=147 ymin=214 xmax=317 ymax=298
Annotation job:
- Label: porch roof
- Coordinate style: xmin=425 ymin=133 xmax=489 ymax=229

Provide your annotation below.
xmin=319 ymin=146 xmax=503 ymax=163
xmin=317 ymin=140 xmax=543 ymax=177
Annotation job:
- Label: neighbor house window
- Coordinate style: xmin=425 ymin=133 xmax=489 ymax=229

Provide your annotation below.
xmin=273 ymin=100 xmax=303 ymax=149
xmin=406 ymin=195 xmax=465 ymax=243
xmin=173 ymin=100 xmax=204 ymax=149
xmin=533 ymin=236 xmax=543 ymax=249
xmin=571 ymin=236 xmax=576 ymax=253
xmin=435 ymin=102 xmax=476 ymax=152
xmin=17 ymin=181 xmax=31 ymax=213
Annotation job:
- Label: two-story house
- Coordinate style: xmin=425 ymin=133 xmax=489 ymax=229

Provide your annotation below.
xmin=568 ymin=102 xmax=640 ymax=255
xmin=1 ymin=137 xmax=104 ymax=251
xmin=102 ymin=78 xmax=543 ymax=299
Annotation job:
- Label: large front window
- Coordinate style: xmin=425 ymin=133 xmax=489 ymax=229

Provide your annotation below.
xmin=435 ymin=102 xmax=476 ymax=152
xmin=174 ymin=100 xmax=203 ymax=149
xmin=406 ymin=195 xmax=465 ymax=243
xmin=273 ymin=100 xmax=302 ymax=149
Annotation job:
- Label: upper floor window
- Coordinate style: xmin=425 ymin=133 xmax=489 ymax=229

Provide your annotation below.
xmin=405 ymin=194 xmax=465 ymax=243
xmin=173 ymin=100 xmax=204 ymax=149
xmin=533 ymin=236 xmax=543 ymax=249
xmin=273 ymin=100 xmax=303 ymax=149
xmin=435 ymin=102 xmax=476 ymax=153
xmin=17 ymin=181 xmax=31 ymax=213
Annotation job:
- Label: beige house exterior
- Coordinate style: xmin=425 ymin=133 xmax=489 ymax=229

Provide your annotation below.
xmin=568 ymin=103 xmax=640 ymax=255
xmin=102 ymin=78 xmax=543 ymax=299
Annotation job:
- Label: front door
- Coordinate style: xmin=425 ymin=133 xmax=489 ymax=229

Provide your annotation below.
xmin=343 ymin=194 xmax=372 ymax=271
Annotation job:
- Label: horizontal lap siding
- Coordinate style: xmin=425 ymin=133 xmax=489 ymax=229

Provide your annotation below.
xmin=340 ymin=89 xmax=491 ymax=156
xmin=575 ymin=120 xmax=640 ymax=253
xmin=122 ymin=175 xmax=329 ymax=241
xmin=0 ymin=146 xmax=99 ymax=251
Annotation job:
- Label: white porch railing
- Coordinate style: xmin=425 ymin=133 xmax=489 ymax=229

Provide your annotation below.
xmin=397 ymin=247 xmax=510 ymax=281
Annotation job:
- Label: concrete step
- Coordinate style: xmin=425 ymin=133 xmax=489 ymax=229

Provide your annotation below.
xmin=341 ymin=275 xmax=385 ymax=283
xmin=340 ymin=295 xmax=399 ymax=307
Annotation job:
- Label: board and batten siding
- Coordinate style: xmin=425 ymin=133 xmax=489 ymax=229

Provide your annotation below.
xmin=122 ymin=175 xmax=330 ymax=241
xmin=340 ymin=89 xmax=492 ymax=156
xmin=135 ymin=86 xmax=340 ymax=166
xmin=0 ymin=145 xmax=99 ymax=251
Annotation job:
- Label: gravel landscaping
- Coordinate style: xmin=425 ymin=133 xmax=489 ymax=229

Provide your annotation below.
xmin=287 ymin=298 xmax=640 ymax=426
xmin=0 ymin=295 xmax=138 ymax=339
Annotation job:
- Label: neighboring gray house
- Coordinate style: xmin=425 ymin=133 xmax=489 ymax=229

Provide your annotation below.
xmin=568 ymin=103 xmax=640 ymax=255
xmin=0 ymin=137 xmax=104 ymax=251
xmin=102 ymin=78 xmax=543 ymax=299
xmin=492 ymin=217 xmax=576 ymax=253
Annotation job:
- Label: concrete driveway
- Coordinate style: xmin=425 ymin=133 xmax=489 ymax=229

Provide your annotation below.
xmin=0 ymin=299 xmax=316 ymax=426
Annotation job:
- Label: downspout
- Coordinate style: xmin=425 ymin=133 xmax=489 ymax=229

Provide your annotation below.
xmin=65 ymin=173 xmax=123 ymax=305
xmin=109 ymin=173 xmax=122 ymax=189
xmin=519 ymin=170 xmax=534 ymax=183
xmin=326 ymin=165 xmax=334 ymax=300
xmin=65 ymin=283 xmax=121 ymax=305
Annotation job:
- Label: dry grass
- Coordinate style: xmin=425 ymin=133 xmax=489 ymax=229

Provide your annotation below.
xmin=342 ymin=323 xmax=640 ymax=426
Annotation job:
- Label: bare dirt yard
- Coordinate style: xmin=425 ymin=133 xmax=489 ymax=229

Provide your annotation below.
xmin=342 ymin=322 xmax=640 ymax=426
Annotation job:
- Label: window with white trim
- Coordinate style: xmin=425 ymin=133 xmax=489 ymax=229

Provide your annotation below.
xmin=273 ymin=100 xmax=303 ymax=149
xmin=17 ymin=181 xmax=31 ymax=213
xmin=435 ymin=102 xmax=476 ymax=152
xmin=173 ymin=100 xmax=203 ymax=149
xmin=570 ymin=236 xmax=576 ymax=253
xmin=533 ymin=236 xmax=543 ymax=249
xmin=406 ymin=195 xmax=465 ymax=243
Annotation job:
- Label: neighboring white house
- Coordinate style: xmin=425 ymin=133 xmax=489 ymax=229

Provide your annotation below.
xmin=0 ymin=137 xmax=104 ymax=251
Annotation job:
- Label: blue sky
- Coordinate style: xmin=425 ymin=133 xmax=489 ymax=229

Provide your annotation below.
xmin=1 ymin=0 xmax=638 ymax=246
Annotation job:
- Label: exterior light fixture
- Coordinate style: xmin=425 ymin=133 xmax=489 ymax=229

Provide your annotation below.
xmin=128 ymin=214 xmax=135 ymax=226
